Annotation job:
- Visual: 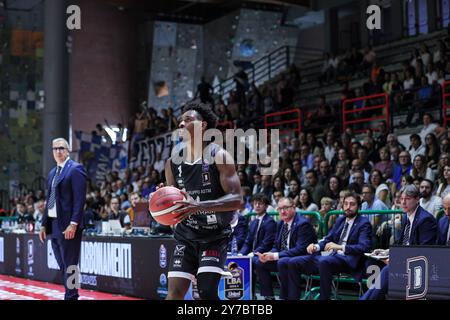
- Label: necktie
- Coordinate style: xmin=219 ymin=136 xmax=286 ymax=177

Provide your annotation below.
xmin=338 ymin=222 xmax=349 ymax=245
xmin=281 ymin=223 xmax=289 ymax=251
xmin=446 ymin=225 xmax=450 ymax=246
xmin=252 ymin=219 xmax=262 ymax=250
xmin=402 ymin=219 xmax=411 ymax=245
xmin=47 ymin=166 xmax=62 ymax=209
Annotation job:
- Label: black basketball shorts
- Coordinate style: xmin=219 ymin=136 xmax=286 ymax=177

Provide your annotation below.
xmin=167 ymin=237 xmax=228 ymax=281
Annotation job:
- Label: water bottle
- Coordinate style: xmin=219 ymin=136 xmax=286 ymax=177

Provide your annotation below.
xmin=231 ymin=236 xmax=238 ymax=255
xmin=244 ymin=196 xmax=252 ymax=212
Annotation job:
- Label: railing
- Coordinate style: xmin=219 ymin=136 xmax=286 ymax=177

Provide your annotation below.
xmin=342 ymin=93 xmax=389 ymax=134
xmin=213 ymin=45 xmax=323 ymax=103
xmin=264 ymin=108 xmax=301 ymax=140
xmin=443 ymin=81 xmax=450 ymax=127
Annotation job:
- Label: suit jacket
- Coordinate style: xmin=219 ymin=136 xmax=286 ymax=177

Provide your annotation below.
xmin=42 ymin=159 xmax=87 ymax=235
xmin=229 ymin=214 xmax=248 ymax=251
xmin=272 ymin=214 xmax=317 ymax=258
xmin=436 ymin=216 xmax=449 ymax=245
xmin=397 ymin=206 xmax=437 ymax=245
xmin=240 ymin=213 xmax=276 ymax=255
xmin=319 ymin=215 xmax=372 ymax=270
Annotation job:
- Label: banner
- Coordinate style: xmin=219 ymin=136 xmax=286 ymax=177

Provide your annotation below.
xmin=129 ymin=132 xmax=173 ymax=169
xmin=389 ymin=245 xmax=450 ymax=300
xmin=219 ymin=256 xmax=252 ymax=300
xmin=75 ymin=131 xmax=122 ymax=184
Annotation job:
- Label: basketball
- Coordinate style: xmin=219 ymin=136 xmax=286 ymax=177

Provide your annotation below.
xmin=149 ymin=186 xmax=186 ymax=226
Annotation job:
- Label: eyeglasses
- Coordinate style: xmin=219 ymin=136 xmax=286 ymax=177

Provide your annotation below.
xmin=278 ymin=206 xmax=293 ymax=211
xmin=52 ymin=147 xmax=66 ymax=152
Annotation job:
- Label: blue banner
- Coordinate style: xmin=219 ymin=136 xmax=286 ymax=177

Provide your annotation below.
xmin=218 ymin=256 xmax=252 ymax=300
xmin=75 ymin=131 xmax=122 ymax=184
xmin=183 ymin=255 xmax=252 ymax=300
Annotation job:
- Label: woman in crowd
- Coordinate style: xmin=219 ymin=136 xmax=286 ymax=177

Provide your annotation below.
xmin=374 ymin=146 xmax=394 ymax=180
xmin=326 ymin=175 xmax=342 ymax=203
xmin=288 ymin=178 xmax=301 ymax=207
xmin=410 ymin=154 xmax=435 ymax=181
xmin=424 ymin=133 xmax=440 ymax=170
xmin=436 ymin=165 xmax=450 ymax=198
xmin=298 ymin=188 xmax=319 ymax=212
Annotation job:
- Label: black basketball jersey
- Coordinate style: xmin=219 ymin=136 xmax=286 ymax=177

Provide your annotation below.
xmin=170 ymin=143 xmax=233 ymax=242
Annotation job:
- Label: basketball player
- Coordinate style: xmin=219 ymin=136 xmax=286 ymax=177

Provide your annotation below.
xmin=164 ymin=101 xmax=243 ymax=300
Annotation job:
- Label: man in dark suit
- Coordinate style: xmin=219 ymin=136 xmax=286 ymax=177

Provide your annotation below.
xmin=254 ymin=197 xmax=317 ymax=300
xmin=361 ymin=184 xmax=437 ymax=300
xmin=39 ymin=137 xmax=87 ymax=300
xmin=228 ymin=212 xmax=248 ymax=252
xmin=288 ymin=192 xmax=372 ymax=300
xmin=437 ymin=194 xmax=450 ymax=246
xmin=239 ymin=193 xmax=276 ymax=257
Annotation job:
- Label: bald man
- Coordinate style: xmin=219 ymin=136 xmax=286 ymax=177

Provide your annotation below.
xmin=437 ymin=194 xmax=450 ymax=246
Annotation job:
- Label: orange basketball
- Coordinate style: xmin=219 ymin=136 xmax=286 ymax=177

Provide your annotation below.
xmin=149 ymin=186 xmax=186 ymax=226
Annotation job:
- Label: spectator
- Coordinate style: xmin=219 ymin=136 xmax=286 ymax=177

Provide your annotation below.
xmin=234 ymin=67 xmax=249 ymax=107
xmin=108 ymin=196 xmax=131 ymax=229
xmin=287 ymin=178 xmax=301 ymax=207
xmin=319 ymin=197 xmax=334 ymax=222
xmin=298 ymin=188 xmax=319 ymax=212
xmin=425 ymin=63 xmax=438 ymax=85
xmin=436 ymin=165 xmax=450 ymax=198
xmin=335 ymin=160 xmax=350 ymax=188
xmin=424 ymin=133 xmax=440 ymax=169
xmin=304 ymin=170 xmax=326 ymax=205
xmin=370 ymin=169 xmax=391 ymax=207
xmin=437 ymin=153 xmax=450 ymax=178
xmin=419 ymin=179 xmax=442 ymax=218
xmin=300 ymin=144 xmax=314 ymax=170
xmin=323 ymin=131 xmax=336 ymax=163
xmin=349 ymin=159 xmax=369 ymax=185
xmin=374 ymin=147 xmax=394 ymax=180
xmin=386 ymin=133 xmax=406 ymax=152
xmin=260 ymin=175 xmax=274 ymax=200
xmin=418 ymin=113 xmax=445 ymax=141
xmin=410 ymin=154 xmax=435 ymax=181
xmin=408 ymin=134 xmax=426 ymax=160
xmin=326 ymin=175 xmax=342 ymax=203
xmin=33 ymin=200 xmax=45 ymax=226
xmin=126 ymin=192 xmax=141 ymax=224
xmin=12 ymin=202 xmax=34 ymax=224
xmin=229 ymin=212 xmax=248 ymax=253
xmin=318 ymin=160 xmax=332 ymax=186
xmin=361 ymin=184 xmax=388 ymax=236
xmin=195 ymin=76 xmax=213 ymax=104
xmin=362 ymin=46 xmax=376 ymax=72
xmin=252 ymin=172 xmax=262 ymax=195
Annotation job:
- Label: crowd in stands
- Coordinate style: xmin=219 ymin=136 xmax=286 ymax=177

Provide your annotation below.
xmin=2 ymin=29 xmax=450 ymax=298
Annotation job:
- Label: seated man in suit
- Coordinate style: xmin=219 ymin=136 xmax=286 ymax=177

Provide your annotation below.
xmin=239 ymin=193 xmax=276 ymax=257
xmin=254 ymin=197 xmax=317 ymax=300
xmin=288 ymin=192 xmax=372 ymax=300
xmin=361 ymin=184 xmax=437 ymax=300
xmin=238 ymin=193 xmax=276 ymax=297
xmin=228 ymin=212 xmax=248 ymax=253
xmin=437 ymin=194 xmax=450 ymax=246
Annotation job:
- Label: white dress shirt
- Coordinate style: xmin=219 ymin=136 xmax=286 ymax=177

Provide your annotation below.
xmin=273 ymin=218 xmax=294 ymax=260
xmin=48 ymin=157 xmax=69 ymax=218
